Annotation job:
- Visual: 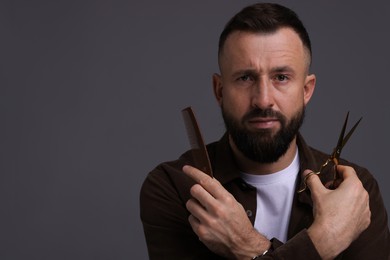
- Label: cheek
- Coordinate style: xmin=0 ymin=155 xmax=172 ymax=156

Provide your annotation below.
xmin=222 ymin=90 xmax=250 ymax=113
xmin=276 ymin=91 xmax=304 ymax=114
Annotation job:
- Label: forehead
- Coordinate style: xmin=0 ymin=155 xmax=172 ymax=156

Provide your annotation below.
xmin=219 ymin=28 xmax=309 ymax=72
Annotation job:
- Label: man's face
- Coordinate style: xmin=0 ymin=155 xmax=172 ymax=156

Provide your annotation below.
xmin=221 ymin=104 xmax=305 ymax=163
xmin=213 ymin=28 xmax=316 ymax=163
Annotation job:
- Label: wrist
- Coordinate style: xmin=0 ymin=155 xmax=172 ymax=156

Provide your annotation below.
xmin=232 ymin=229 xmax=270 ymax=260
xmin=307 ymin=223 xmax=345 ymax=260
xmin=251 ymin=249 xmax=269 ymax=259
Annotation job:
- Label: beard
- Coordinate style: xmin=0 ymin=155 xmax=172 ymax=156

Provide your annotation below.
xmin=222 ymin=106 xmax=305 ymax=164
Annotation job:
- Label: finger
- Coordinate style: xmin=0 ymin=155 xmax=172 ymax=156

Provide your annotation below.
xmin=334 ymin=165 xmax=361 ymax=190
xmin=183 ymin=165 xmax=226 ymax=199
xmin=189 ymin=184 xmax=217 ymax=212
xmin=183 ymin=165 xmax=213 ymax=183
xmin=335 ymin=165 xmax=356 ymax=180
xmin=188 ymin=214 xmax=211 ymax=243
xmin=186 ymin=198 xmax=209 ymax=223
xmin=188 ymin=214 xmax=202 ymax=237
xmin=325 ymin=178 xmax=342 ymax=189
xmin=303 ymin=169 xmax=326 ymax=196
xmin=324 ymin=165 xmax=356 ymax=189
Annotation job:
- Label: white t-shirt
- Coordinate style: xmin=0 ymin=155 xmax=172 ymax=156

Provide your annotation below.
xmin=240 ymin=151 xmax=299 ymax=242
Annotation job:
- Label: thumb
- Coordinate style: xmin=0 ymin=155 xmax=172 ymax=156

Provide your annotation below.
xmin=303 ymin=169 xmax=326 ymax=196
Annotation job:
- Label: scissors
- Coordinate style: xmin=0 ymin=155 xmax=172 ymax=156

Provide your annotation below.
xmin=298 ymin=112 xmax=362 ymax=193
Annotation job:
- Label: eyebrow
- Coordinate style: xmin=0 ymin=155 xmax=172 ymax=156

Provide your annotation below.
xmin=270 ymin=66 xmax=295 ymax=74
xmin=231 ymin=66 xmax=295 ymax=78
xmin=231 ymin=69 xmax=258 ymax=79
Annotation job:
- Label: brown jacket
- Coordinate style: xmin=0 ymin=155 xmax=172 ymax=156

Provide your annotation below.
xmin=140 ymin=133 xmax=390 ymax=259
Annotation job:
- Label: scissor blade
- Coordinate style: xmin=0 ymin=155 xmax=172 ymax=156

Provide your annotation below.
xmin=335 ymin=111 xmax=350 ymax=151
xmin=341 ymin=117 xmax=362 ymax=148
xmin=182 ymin=107 xmax=213 ymax=177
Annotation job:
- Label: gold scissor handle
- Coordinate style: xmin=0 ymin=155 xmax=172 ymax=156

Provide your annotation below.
xmin=297 ymin=171 xmax=321 ymax=193
xmin=298 ymin=157 xmax=331 ymax=193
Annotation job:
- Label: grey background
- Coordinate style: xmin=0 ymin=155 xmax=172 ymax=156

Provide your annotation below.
xmin=1 ymin=0 xmax=389 ymax=259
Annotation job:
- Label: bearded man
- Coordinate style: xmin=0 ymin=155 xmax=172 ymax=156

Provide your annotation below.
xmin=140 ymin=3 xmax=389 ymax=259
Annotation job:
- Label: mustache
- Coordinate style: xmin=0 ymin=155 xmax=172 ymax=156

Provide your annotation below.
xmin=242 ymin=108 xmax=285 ymax=122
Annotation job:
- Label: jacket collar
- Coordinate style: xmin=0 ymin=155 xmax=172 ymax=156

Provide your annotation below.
xmin=212 ymin=133 xmax=242 ymax=184
xmin=296 ymin=133 xmax=319 ymax=206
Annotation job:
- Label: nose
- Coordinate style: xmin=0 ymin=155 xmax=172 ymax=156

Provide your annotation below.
xmin=251 ymin=79 xmax=274 ymax=109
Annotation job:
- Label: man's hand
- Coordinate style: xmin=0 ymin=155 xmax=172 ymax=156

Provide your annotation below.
xmin=183 ymin=165 xmax=270 ymax=259
xmin=306 ymin=165 xmax=371 ymax=260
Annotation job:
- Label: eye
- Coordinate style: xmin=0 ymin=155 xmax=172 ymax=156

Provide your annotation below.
xmin=275 ymin=74 xmax=289 ymax=82
xmin=238 ymin=75 xmax=253 ymax=82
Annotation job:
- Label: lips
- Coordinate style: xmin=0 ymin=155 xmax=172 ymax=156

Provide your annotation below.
xmin=247 ymin=117 xmax=279 ymax=129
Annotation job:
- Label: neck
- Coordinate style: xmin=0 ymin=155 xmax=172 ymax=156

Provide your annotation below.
xmin=229 ymin=135 xmax=298 ymax=175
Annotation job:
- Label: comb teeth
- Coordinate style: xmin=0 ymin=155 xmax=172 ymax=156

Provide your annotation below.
xmin=181 ymin=107 xmax=213 ymax=177
xmin=182 ymin=111 xmax=199 ymax=148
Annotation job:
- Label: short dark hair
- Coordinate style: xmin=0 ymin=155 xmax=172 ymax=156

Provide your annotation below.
xmin=218 ymin=3 xmax=312 ymax=64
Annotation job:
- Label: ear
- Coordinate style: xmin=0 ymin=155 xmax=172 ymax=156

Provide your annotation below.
xmin=303 ymin=74 xmax=316 ymax=106
xmin=212 ymin=73 xmax=223 ymax=106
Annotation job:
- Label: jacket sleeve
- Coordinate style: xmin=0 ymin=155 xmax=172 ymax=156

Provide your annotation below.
xmin=264 ymin=168 xmax=390 ymax=260
xmin=340 ymin=168 xmax=390 ymax=259
xmin=140 ymin=164 xmax=225 ymax=260
xmin=259 ymin=231 xmax=322 ymax=259
xmin=265 ymin=168 xmax=390 ymax=260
